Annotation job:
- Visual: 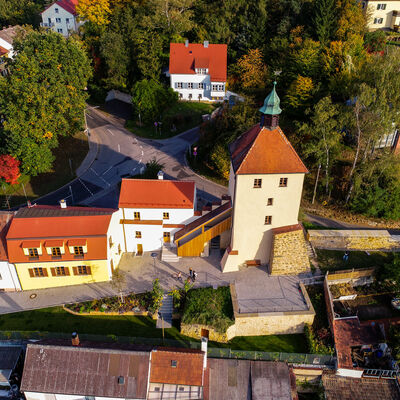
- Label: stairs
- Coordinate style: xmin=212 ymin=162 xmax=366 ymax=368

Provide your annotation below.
xmin=156 ymin=294 xmax=173 ymax=329
xmin=161 ymin=244 xmax=180 ymax=263
xmin=210 ymin=236 xmax=220 ymax=250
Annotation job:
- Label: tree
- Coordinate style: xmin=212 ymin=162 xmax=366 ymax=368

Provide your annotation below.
xmin=285 ymin=75 xmax=315 ymax=111
xmin=235 ymin=48 xmax=268 ymax=90
xmin=313 ymin=0 xmax=336 ymax=45
xmin=0 ymin=30 xmax=92 ymax=175
xmin=210 ymin=144 xmax=230 ymax=180
xmin=364 ymin=30 xmax=386 ymax=52
xmin=0 ymin=0 xmax=44 ymax=28
xmin=0 ymin=155 xmax=21 ymax=185
xmin=299 ymin=96 xmax=342 ymax=196
xmin=110 ymin=268 xmax=126 ymax=303
xmin=76 ymin=0 xmax=112 ymax=26
xmin=335 ymin=0 xmax=366 ymax=41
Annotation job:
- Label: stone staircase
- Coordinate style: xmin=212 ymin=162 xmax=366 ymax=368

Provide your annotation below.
xmin=161 ymin=244 xmax=180 ymax=263
xmin=156 ymin=294 xmax=173 ymax=329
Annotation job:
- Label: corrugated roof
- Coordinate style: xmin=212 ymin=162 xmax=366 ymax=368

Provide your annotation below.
xmin=150 ymin=348 xmax=204 ymax=386
xmin=169 ymin=43 xmax=227 ymax=82
xmin=322 ymin=372 xmax=400 ymax=400
xmin=21 ymin=344 xmax=150 ymax=399
xmin=230 ymin=125 xmax=308 ymax=175
xmin=119 ymin=179 xmax=195 ymax=209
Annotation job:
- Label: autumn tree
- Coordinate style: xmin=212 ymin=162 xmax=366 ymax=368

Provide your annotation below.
xmin=76 ymin=0 xmax=112 ymax=26
xmin=285 ymin=75 xmax=315 ymax=111
xmin=235 ymin=48 xmax=268 ymax=91
xmin=0 ymin=0 xmax=44 ymax=28
xmin=313 ymin=0 xmax=336 ymax=45
xmin=0 ymin=155 xmax=21 ymax=185
xmin=0 ymin=29 xmax=92 ymax=175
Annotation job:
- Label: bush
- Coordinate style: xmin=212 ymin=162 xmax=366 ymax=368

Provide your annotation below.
xmin=304 ymin=324 xmax=334 ymax=355
xmin=182 ymin=286 xmax=234 ymax=333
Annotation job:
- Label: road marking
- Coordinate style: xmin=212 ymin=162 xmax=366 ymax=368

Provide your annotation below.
xmin=78 ymin=178 xmax=94 ymax=196
xmin=90 ymin=167 xmax=99 ymax=176
xmin=102 ymin=166 xmax=113 ymax=175
xmin=141 ymin=150 xmax=144 ymax=156
xmin=118 ymin=144 xmax=121 ymax=153
xmin=91 ymin=167 xmax=111 ymax=187
xmin=107 ymin=129 xmax=115 ymax=136
xmin=86 ymin=114 xmax=94 ymax=119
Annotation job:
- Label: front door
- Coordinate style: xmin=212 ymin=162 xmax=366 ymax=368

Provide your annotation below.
xmin=137 ymin=243 xmax=143 ymax=255
xmin=163 ymin=232 xmax=170 ymax=243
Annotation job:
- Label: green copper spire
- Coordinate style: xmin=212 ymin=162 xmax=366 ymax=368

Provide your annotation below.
xmin=259 ymin=82 xmax=282 ymax=115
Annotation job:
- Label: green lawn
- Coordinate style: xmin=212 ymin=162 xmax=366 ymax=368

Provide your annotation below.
xmin=0 ymin=306 xmax=307 ymax=353
xmin=126 ymin=101 xmax=216 ymax=139
xmin=316 ymin=249 xmax=393 ymax=273
xmin=0 ymin=131 xmax=88 ymax=209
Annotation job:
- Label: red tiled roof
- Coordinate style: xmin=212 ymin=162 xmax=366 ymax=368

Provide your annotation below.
xmin=230 ymin=125 xmax=308 ymax=175
xmin=67 ymin=238 xmax=87 ymax=246
xmin=0 ymin=46 xmax=8 ymax=56
xmin=42 ymin=0 xmax=78 ymax=16
xmin=44 ymin=239 xmax=64 ymax=247
xmin=0 ymin=212 xmax=14 ymax=261
xmin=169 ymin=43 xmax=227 ymax=82
xmin=272 ymin=224 xmax=303 ymax=235
xmin=119 ymin=179 xmax=195 ymax=209
xmin=150 ymin=348 xmax=204 ymax=386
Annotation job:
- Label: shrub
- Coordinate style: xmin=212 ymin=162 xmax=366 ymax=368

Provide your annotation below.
xmin=149 ymin=279 xmax=163 ymax=314
xmin=304 ymin=324 xmax=334 ymax=355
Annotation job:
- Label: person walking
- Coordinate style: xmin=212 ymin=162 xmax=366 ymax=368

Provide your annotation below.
xmin=177 ymin=271 xmax=182 ymax=282
xmin=189 ymin=268 xmax=193 ymax=279
xmin=193 ymin=271 xmax=198 ymax=282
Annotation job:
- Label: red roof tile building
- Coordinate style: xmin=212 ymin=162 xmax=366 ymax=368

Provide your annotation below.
xmin=169 ymin=41 xmax=227 ymax=101
xmin=41 ymin=0 xmax=81 ymax=36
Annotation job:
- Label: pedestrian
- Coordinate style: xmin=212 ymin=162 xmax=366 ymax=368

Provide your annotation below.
xmin=343 ymin=252 xmax=349 ymax=262
xmin=193 ymin=271 xmax=198 ymax=282
xmin=177 ymin=271 xmax=182 ymax=282
xmin=189 ymin=268 xmax=193 ymax=278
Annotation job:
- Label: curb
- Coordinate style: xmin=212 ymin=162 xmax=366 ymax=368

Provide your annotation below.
xmin=76 ymin=128 xmax=100 ymax=178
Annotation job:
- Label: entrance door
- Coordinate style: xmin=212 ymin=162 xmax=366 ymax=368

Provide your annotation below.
xmin=137 ymin=243 xmax=143 ymax=255
xmin=163 ymin=232 xmax=170 ymax=243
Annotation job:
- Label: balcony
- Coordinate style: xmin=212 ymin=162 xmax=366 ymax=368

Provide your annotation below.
xmin=40 ymin=22 xmax=54 ymax=27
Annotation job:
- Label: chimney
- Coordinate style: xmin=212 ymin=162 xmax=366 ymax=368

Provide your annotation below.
xmin=203 ymin=41 xmax=209 ymax=48
xmin=201 ymin=336 xmax=208 ymax=369
xmin=60 ymin=199 xmax=67 ymax=209
xmin=157 ymin=170 xmax=164 ymax=180
xmin=185 ymin=39 xmax=189 ymax=47
xmin=71 ymin=332 xmax=80 ymax=346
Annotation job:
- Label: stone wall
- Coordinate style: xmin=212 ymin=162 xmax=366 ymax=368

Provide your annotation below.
xmin=269 ymin=229 xmax=310 ymax=275
xmin=180 ymin=323 xmax=229 ymax=343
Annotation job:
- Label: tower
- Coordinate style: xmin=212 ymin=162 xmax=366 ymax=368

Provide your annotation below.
xmin=221 ymin=84 xmax=309 ymax=273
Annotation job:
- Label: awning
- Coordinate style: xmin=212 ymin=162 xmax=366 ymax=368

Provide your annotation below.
xmin=21 ymin=241 xmax=41 ymax=248
xmin=67 ymin=239 xmax=87 ymax=247
xmin=44 ymin=240 xmax=64 ymax=248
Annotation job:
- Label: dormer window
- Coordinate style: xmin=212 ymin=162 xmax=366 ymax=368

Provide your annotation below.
xmin=52 ymin=247 xmax=61 ymax=257
xmin=74 ymin=246 xmax=84 ymax=256
xmin=196 ymin=68 xmax=207 ymax=75
xmin=67 ymin=239 xmax=87 ymax=257
xmin=29 ymin=248 xmax=38 ymax=258
xmin=45 ymin=240 xmax=65 ymax=257
xmin=22 ymin=241 xmax=42 ymax=258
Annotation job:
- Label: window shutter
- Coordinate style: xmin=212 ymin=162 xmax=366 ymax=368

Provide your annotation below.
xmin=86 ymin=266 xmax=92 ymax=275
xmin=174 ymin=82 xmax=178 ymax=88
xmin=65 ymin=267 xmax=70 ymax=276
xmin=50 ymin=268 xmax=56 ymax=277
xmin=72 ymin=267 xmax=78 ymax=276
xmin=28 ymin=268 xmax=34 ymax=277
xmin=43 ymin=268 xmax=48 ymax=277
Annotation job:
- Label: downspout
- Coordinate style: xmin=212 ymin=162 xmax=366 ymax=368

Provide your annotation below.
xmin=122 ymin=208 xmax=127 ymax=253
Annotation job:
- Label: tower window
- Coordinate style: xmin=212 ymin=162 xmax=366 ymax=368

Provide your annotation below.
xmin=135 ymin=231 xmax=142 ymax=239
xmin=267 ymin=198 xmax=273 ymax=206
xmin=253 ymin=179 xmax=262 ymax=188
xmin=264 ymin=216 xmax=272 ymax=225
xmin=134 ymin=212 xmax=140 ymax=219
xmin=279 ymin=177 xmax=288 ymax=187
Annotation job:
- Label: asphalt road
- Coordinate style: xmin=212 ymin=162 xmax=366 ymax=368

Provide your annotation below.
xmin=35 ymin=104 xmax=227 ymax=209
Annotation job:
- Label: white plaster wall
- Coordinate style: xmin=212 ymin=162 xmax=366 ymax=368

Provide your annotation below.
xmin=228 ymin=163 xmax=235 ymax=200
xmin=0 ymin=38 xmax=13 ymax=57
xmin=223 ymin=173 xmax=305 ymax=271
xmin=365 ymin=1 xmax=400 ymax=29
xmin=107 ymin=209 xmax=124 ymax=274
xmin=0 ymin=260 xmax=21 ymax=291
xmin=41 ymin=4 xmax=78 ymax=36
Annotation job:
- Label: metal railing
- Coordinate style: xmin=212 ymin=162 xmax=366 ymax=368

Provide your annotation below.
xmin=0 ymin=330 xmax=335 ymax=367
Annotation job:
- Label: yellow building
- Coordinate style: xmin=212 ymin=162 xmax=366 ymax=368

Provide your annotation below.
xmin=362 ymin=0 xmax=400 ymax=31
xmin=6 ymin=203 xmax=122 ymax=290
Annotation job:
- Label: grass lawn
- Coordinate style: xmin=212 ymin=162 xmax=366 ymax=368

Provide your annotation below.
xmin=0 ymin=131 xmax=88 ymax=209
xmin=316 ymin=249 xmax=393 ymax=273
xmin=126 ymin=101 xmax=216 ymax=139
xmin=0 ymin=306 xmax=307 ymax=353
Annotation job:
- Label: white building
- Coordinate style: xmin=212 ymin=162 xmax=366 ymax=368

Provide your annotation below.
xmin=0 ymin=212 xmax=21 ymax=291
xmin=0 ymin=25 xmax=20 ymax=76
xmin=169 ymin=41 xmax=227 ymax=102
xmin=41 ymin=0 xmax=81 ymax=36
xmin=362 ymin=0 xmax=400 ymax=31
xmin=118 ymin=177 xmax=198 ymax=254
xmin=221 ymin=84 xmax=308 ymax=272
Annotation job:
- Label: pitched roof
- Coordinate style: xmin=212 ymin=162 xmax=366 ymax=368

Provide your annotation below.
xmin=322 ymin=372 xmax=400 ymax=400
xmin=229 ymin=125 xmax=308 ymax=175
xmin=150 ymin=348 xmax=204 ymax=386
xmin=0 ymin=346 xmax=22 ymax=383
xmin=0 ymin=26 xmax=20 ymax=45
xmin=21 ymin=344 xmax=150 ymax=399
xmin=42 ymin=0 xmax=78 ymax=16
xmin=0 ymin=46 xmax=8 ymax=56
xmin=6 ymin=205 xmax=114 ymax=240
xmin=119 ymin=179 xmax=195 ymax=209
xmin=0 ymin=211 xmax=14 ymax=261
xmin=169 ymin=43 xmax=227 ymax=82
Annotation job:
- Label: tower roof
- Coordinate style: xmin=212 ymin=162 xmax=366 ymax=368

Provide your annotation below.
xmin=229 ymin=125 xmax=308 ymax=175
xmin=259 ymin=82 xmax=282 ymax=115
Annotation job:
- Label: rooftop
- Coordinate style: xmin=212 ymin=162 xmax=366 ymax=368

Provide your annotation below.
xmin=0 ymin=346 xmax=22 ymax=383
xmin=169 ymin=42 xmax=227 ymax=82
xmin=21 ymin=343 xmax=150 ymax=399
xmin=0 ymin=26 xmax=20 ymax=45
xmin=0 ymin=211 xmax=14 ymax=261
xmin=229 ymin=125 xmax=308 ymax=175
xmin=119 ymin=179 xmax=195 ymax=209
xmin=42 ymin=0 xmax=78 ymax=16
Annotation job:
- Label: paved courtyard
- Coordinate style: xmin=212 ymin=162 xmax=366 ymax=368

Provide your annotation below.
xmin=0 ymin=250 xmax=309 ymax=314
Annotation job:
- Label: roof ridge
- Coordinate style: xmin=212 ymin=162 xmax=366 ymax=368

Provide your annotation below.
xmin=236 ymin=125 xmax=262 ymax=174
xmin=276 ymin=126 xmax=308 ymax=172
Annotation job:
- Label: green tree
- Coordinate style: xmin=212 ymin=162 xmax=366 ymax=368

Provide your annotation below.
xmin=313 ymin=0 xmax=336 ymax=45
xmin=0 ymin=29 xmax=92 ymax=175
xmin=0 ymin=0 xmax=45 ymax=28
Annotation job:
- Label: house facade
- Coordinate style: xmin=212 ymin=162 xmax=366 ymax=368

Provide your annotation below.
xmin=169 ymin=41 xmax=227 ymax=101
xmin=362 ymin=0 xmax=400 ymax=31
xmin=221 ymin=83 xmax=308 ymax=272
xmin=119 ymin=178 xmax=197 ymax=254
xmin=0 ymin=25 xmax=19 ymax=76
xmin=41 ymin=0 xmax=81 ymax=36
xmin=6 ymin=203 xmax=122 ymax=290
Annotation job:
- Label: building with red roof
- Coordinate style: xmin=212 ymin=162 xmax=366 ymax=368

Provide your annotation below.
xmin=41 ymin=0 xmax=81 ymax=37
xmin=6 ymin=203 xmax=123 ymax=290
xmin=169 ymin=41 xmax=227 ymax=101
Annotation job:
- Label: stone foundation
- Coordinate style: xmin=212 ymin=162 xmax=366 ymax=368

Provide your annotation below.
xmin=270 ymin=227 xmax=310 ymax=275
xmin=180 ymin=323 xmax=230 ymax=342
